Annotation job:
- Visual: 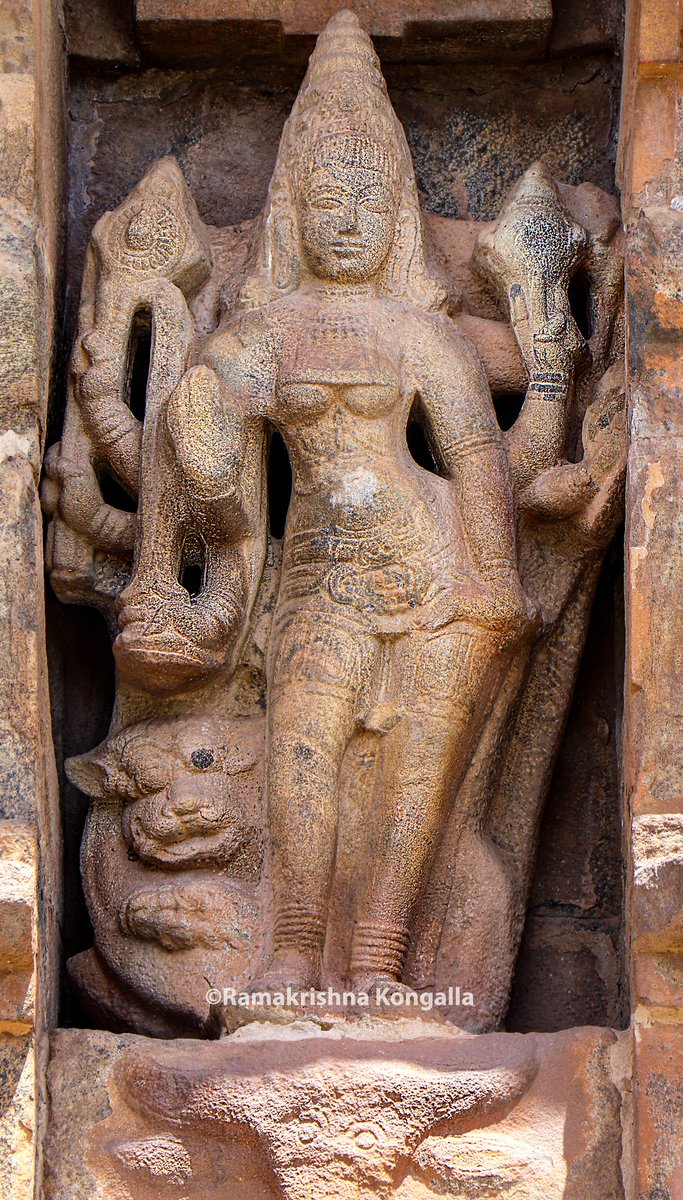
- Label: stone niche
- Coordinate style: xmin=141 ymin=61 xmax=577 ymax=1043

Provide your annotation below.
xmin=54 ymin=0 xmax=627 ymax=1037
xmin=0 ymin=0 xmax=677 ymax=1198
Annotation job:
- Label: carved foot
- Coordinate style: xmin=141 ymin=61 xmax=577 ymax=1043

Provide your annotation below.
xmin=246 ymin=949 xmax=322 ymax=995
xmin=352 ymin=974 xmax=423 ymax=1007
xmin=208 ymin=949 xmax=323 ymax=1036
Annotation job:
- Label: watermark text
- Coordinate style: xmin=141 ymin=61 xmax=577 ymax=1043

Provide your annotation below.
xmin=206 ymin=985 xmax=475 ymax=1013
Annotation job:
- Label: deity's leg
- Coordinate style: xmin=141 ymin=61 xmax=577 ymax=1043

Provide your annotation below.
xmin=254 ymin=612 xmax=369 ymax=991
xmin=350 ymin=624 xmax=500 ymax=989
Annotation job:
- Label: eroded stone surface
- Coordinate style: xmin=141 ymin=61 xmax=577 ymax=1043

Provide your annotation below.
xmin=633 ymin=1022 xmax=683 ymax=1200
xmin=0 ymin=1035 xmax=35 ymax=1200
xmin=44 ymin=1023 xmax=625 ymax=1200
xmin=618 ymin=4 xmax=683 ymax=1196
xmin=0 ymin=821 xmax=36 ymax=1032
xmin=0 ymin=2 xmax=65 ymax=1198
xmin=42 ymin=9 xmax=626 ymax=1039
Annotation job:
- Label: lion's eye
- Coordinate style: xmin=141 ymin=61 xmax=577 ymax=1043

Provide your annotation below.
xmin=191 ymin=748 xmax=215 ymax=770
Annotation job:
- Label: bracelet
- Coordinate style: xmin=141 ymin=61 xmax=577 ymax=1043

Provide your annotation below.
xmin=527 ymin=371 xmax=570 ymax=401
xmin=481 ymin=562 xmax=516 ymax=581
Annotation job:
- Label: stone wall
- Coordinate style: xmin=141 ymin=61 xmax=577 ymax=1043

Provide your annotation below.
xmin=0 ymin=0 xmax=680 ymax=1196
xmin=619 ymin=1 xmax=683 ymax=1194
xmin=0 ymin=2 xmax=65 ymax=1197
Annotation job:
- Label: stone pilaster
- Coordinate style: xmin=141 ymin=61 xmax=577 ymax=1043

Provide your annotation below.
xmin=620 ymin=1 xmax=683 ymax=1195
xmin=0 ymin=2 xmax=65 ymax=1197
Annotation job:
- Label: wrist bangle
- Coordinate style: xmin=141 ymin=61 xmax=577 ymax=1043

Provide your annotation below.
xmin=528 ymin=371 xmax=569 ymax=401
xmin=481 ymin=562 xmax=515 ymax=580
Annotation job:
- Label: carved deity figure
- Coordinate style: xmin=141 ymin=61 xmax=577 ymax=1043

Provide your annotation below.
xmin=114 ymin=10 xmax=534 ymax=998
xmin=44 ymin=10 xmax=625 ymax=1034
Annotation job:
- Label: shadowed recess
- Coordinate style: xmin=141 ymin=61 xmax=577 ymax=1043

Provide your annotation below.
xmin=96 ymin=467 xmax=137 ymax=512
xmin=493 ymin=391 xmax=525 ymax=431
xmin=179 ymin=535 xmax=206 ymax=598
xmin=568 ymin=270 xmax=592 ymax=340
xmin=268 ymin=427 xmax=293 ymax=538
xmin=127 ymin=306 xmax=152 ymax=422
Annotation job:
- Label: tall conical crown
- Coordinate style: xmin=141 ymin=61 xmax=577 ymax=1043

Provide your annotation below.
xmin=237 ymin=9 xmax=446 ymax=312
xmin=289 ymin=9 xmax=405 ymax=181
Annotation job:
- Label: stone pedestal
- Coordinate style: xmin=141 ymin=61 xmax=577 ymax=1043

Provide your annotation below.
xmin=45 ymin=1023 xmax=626 ymax=1200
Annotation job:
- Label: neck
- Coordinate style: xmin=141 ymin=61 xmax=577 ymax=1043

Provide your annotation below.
xmin=303 ymin=276 xmax=378 ymax=300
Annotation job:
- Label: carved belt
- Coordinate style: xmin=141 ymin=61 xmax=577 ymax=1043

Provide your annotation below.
xmin=327 ymin=561 xmax=430 ymax=613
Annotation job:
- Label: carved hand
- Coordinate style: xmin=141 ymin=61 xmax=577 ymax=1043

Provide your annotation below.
xmin=480 ymin=567 xmax=540 ymax=643
xmin=431 ymin=567 xmax=539 ymax=644
xmin=114 ymin=578 xmax=243 ymax=693
xmin=519 ymin=461 xmax=599 ymax=520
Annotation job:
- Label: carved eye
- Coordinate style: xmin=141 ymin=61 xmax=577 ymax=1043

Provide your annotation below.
xmin=191 ymin=748 xmax=215 ymax=770
xmin=360 ymin=194 xmax=390 ymax=214
xmin=353 ymin=1125 xmax=380 ymax=1149
xmin=310 ymin=192 xmax=344 ymax=210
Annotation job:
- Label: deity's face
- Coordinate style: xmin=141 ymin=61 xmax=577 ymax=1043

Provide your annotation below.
xmin=296 ymin=153 xmax=399 ymax=284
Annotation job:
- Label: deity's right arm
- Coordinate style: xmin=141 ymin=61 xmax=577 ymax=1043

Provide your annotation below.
xmin=166 ymin=326 xmax=272 ymax=541
xmin=404 ymin=315 xmax=519 ymax=578
xmin=504 ymin=373 xmax=572 ymax=495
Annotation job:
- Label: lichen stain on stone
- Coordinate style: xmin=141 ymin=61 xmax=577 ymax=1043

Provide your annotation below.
xmin=0 ymin=431 xmax=32 ymax=464
xmin=632 ymin=813 xmax=683 ymax=888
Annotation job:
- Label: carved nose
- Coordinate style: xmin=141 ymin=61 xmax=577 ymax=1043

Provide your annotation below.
xmin=340 ymin=203 xmax=359 ymax=233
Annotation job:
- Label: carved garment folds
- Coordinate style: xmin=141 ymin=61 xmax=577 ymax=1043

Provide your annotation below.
xmin=43 ymin=10 xmax=625 ymax=1036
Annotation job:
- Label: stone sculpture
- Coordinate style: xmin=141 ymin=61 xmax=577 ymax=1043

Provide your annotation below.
xmin=46 ymin=1024 xmax=625 ymax=1200
xmin=43 ymin=10 xmax=625 ymax=1036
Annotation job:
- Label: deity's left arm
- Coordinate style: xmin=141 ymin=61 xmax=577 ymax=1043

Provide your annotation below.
xmin=405 ymin=317 xmax=520 ymax=586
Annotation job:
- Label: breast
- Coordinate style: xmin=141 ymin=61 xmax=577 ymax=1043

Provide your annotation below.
xmin=277 ymin=377 xmax=401 ymax=423
xmin=277 ymin=381 xmax=331 ymax=421
xmin=340 ymin=383 xmax=398 ymax=417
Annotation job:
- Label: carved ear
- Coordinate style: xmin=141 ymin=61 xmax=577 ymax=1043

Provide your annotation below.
xmin=65 ymin=747 xmax=112 ymax=799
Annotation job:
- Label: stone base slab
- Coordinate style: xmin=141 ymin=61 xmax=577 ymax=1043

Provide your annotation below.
xmin=45 ymin=1022 xmax=626 ymax=1199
